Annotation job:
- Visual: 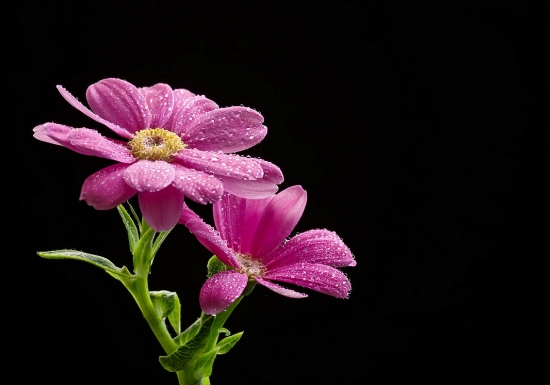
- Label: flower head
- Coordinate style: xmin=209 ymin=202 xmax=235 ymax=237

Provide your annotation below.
xmin=179 ymin=186 xmax=356 ymax=315
xmin=34 ymin=78 xmax=283 ymax=231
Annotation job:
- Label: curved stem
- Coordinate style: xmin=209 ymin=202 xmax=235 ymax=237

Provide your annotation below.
xmin=122 ymin=274 xmax=188 ymax=384
xmin=123 ymin=275 xmax=178 ymax=354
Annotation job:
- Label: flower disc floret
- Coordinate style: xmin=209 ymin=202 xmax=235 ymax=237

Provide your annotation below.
xmin=129 ymin=128 xmax=186 ymax=161
xmin=235 ymin=253 xmax=266 ymax=277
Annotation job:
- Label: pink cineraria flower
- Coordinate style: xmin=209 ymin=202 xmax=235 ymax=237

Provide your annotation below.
xmin=179 ymin=185 xmax=356 ymax=315
xmin=33 ymin=78 xmax=283 ymax=232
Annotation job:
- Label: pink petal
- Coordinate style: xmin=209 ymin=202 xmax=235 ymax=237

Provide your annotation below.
xmin=170 ymin=95 xmax=219 ymax=137
xmin=183 ymin=107 xmax=267 ymax=152
xmin=86 ymin=78 xmax=151 ymax=134
xmin=179 ymin=204 xmax=239 ymax=267
xmin=139 ymin=83 xmax=174 ymax=129
xmin=67 ymin=128 xmax=135 ymax=163
xmin=257 ymin=159 xmax=284 ymax=184
xmin=213 ymin=192 xmax=275 ymax=254
xmin=174 ymin=148 xmax=263 ymax=180
xmin=264 ymin=263 xmax=351 ymax=298
xmin=213 ymin=193 xmax=247 ymax=252
xmin=80 ymin=163 xmax=137 ymax=210
xmin=42 ymin=123 xmax=134 ymax=163
xmin=199 ymin=271 xmax=248 ymax=315
xmin=264 ymin=229 xmax=356 ymax=269
xmin=33 ymin=124 xmax=63 ymax=145
xmin=254 ymin=276 xmax=308 ymax=298
xmin=217 ymin=176 xmax=279 ymax=200
xmin=138 ymin=185 xmax=184 ymax=232
xmin=57 ymin=85 xmax=134 ymax=139
xmin=42 ymin=123 xmax=90 ymax=155
xmin=171 ymin=164 xmax=224 ymax=204
xmin=123 ymin=160 xmax=176 ymax=192
xmin=164 ymin=89 xmax=196 ymax=130
xmin=249 ymin=186 xmax=307 ymax=259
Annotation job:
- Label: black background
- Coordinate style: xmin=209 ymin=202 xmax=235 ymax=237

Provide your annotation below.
xmin=13 ymin=1 xmax=539 ymax=384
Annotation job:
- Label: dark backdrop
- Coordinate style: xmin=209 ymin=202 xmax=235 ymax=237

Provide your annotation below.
xmin=13 ymin=1 xmax=538 ymax=384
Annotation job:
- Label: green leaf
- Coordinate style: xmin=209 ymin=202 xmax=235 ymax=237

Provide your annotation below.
xmin=194 ymin=347 xmax=220 ymax=381
xmin=216 ymin=332 xmax=243 ymax=355
xmin=159 ymin=315 xmax=214 ymax=372
xmin=174 ymin=317 xmax=202 ymax=346
xmin=150 ymin=290 xmax=177 ymax=320
xmin=132 ymin=228 xmax=156 ymax=275
xmin=201 ymin=377 xmax=211 ymax=385
xmin=117 ymin=205 xmax=139 ymax=253
xmin=37 ymin=250 xmax=132 ymax=279
xmin=218 ymin=328 xmax=230 ymax=336
xmin=207 ymin=255 xmax=228 ymax=278
xmin=167 ymin=293 xmax=181 ymax=335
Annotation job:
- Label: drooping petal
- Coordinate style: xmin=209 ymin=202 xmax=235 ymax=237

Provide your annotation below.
xmin=139 ymin=83 xmax=174 ymax=129
xmin=67 ymin=128 xmax=135 ymax=163
xmin=183 ymin=107 xmax=267 ymax=152
xmin=57 ymin=85 xmax=134 ymax=139
xmin=33 ymin=125 xmax=63 ymax=145
xmin=171 ymin=164 xmax=224 ymax=204
xmin=138 ymin=185 xmax=184 ymax=232
xmin=264 ymin=263 xmax=351 ymax=298
xmin=216 ymin=158 xmax=283 ymax=199
xmin=199 ymin=271 xmax=248 ymax=315
xmin=86 ymin=78 xmax=151 ymax=134
xmin=254 ymin=276 xmax=308 ymax=298
xmin=217 ymin=176 xmax=279 ymax=200
xmin=257 ymin=159 xmax=284 ymax=184
xmin=264 ymin=229 xmax=356 ymax=269
xmin=80 ymin=163 xmax=137 ymax=210
xmin=123 ymin=160 xmax=176 ymax=192
xmin=249 ymin=185 xmax=307 ymax=259
xmin=170 ymin=95 xmax=219 ymax=137
xmin=174 ymin=148 xmax=263 ymax=180
xmin=179 ymin=204 xmax=239 ymax=267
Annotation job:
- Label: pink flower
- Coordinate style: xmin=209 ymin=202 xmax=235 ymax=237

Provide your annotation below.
xmin=179 ymin=186 xmax=356 ymax=315
xmin=34 ymin=78 xmax=283 ymax=232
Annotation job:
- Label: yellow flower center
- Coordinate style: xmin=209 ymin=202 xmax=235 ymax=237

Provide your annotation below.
xmin=128 ymin=128 xmax=186 ymax=161
xmin=235 ymin=253 xmax=266 ymax=278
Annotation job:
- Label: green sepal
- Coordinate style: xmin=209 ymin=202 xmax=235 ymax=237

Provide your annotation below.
xmin=207 ymin=255 xmax=228 ymax=278
xmin=117 ymin=204 xmax=139 ymax=253
xmin=216 ymin=331 xmax=243 ymax=355
xmin=151 ymin=230 xmax=170 ymax=266
xmin=141 ymin=217 xmax=152 ymax=235
xmin=174 ymin=317 xmax=202 ymax=346
xmin=150 ymin=290 xmax=178 ymax=320
xmin=126 ymin=202 xmax=141 ymax=232
xmin=167 ymin=293 xmax=181 ymax=335
xmin=132 ymin=228 xmax=156 ymax=276
xmin=37 ymin=250 xmax=132 ymax=279
xmin=159 ymin=315 xmax=214 ymax=372
xmin=193 ymin=347 xmax=220 ymax=381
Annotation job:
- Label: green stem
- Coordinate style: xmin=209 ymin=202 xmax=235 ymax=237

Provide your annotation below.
xmin=122 ymin=274 xmax=190 ymax=384
xmin=122 ymin=275 xmax=178 ymax=353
